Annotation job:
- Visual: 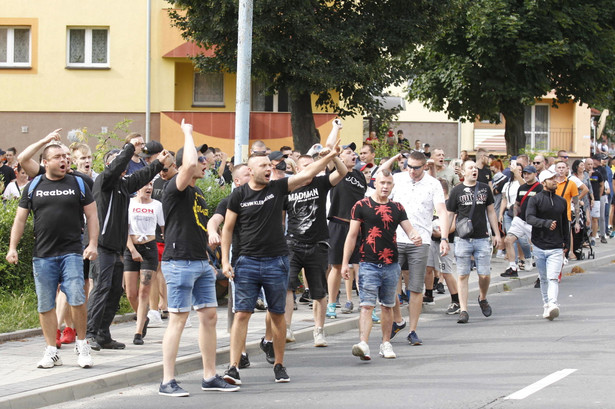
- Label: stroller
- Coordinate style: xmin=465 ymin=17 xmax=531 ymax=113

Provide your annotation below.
xmin=572 ymin=205 xmax=595 ymax=260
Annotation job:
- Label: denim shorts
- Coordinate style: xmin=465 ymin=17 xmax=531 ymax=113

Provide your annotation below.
xmin=32 ymin=253 xmax=85 ymax=313
xmin=358 ymin=262 xmax=401 ymax=307
xmin=454 ymin=237 xmax=492 ymax=276
xmin=161 ymin=259 xmax=217 ymax=312
xmin=233 ymin=256 xmax=289 ymax=314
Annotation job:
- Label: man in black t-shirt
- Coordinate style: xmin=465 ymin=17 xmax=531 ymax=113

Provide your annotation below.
xmin=475 ymin=149 xmax=493 ymax=189
xmin=586 ymin=157 xmax=604 ymax=244
xmin=158 ymin=121 xmax=238 ymax=396
xmin=284 ymin=148 xmax=347 ymax=347
xmin=342 ymin=171 xmax=422 ymax=360
xmin=7 ymin=143 xmax=99 ymax=370
xmin=501 ymin=166 xmax=543 ymax=278
xmin=220 ymin=142 xmax=341 ymax=385
xmin=447 ymin=160 xmax=501 ymax=324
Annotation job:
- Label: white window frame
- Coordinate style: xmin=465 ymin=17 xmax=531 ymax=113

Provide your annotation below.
xmin=524 ymin=104 xmax=550 ymax=150
xmin=193 ymin=72 xmax=225 ymax=107
xmin=66 ymin=27 xmax=109 ymax=68
xmin=0 ymin=26 xmax=31 ymax=68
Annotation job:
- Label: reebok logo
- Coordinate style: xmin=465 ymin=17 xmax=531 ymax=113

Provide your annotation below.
xmin=35 ymin=189 xmax=76 ymax=197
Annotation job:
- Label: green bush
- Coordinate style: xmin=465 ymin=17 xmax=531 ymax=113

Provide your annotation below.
xmin=0 ymin=199 xmax=35 ymax=293
xmin=196 ymin=172 xmax=231 ymax=214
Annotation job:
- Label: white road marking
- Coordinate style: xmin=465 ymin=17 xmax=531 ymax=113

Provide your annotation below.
xmin=504 ymin=369 xmax=577 ymax=400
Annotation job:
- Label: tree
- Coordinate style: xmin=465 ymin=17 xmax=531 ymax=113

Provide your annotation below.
xmin=169 ymin=0 xmax=444 ymax=152
xmin=407 ymin=0 xmax=615 ymax=154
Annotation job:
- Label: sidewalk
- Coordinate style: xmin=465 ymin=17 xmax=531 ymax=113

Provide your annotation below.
xmin=1 ymin=240 xmax=613 ymax=409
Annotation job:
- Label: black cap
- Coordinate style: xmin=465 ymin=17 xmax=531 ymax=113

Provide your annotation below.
xmin=140 ymin=140 xmax=163 ymax=158
xmin=268 ymin=150 xmax=284 ymax=161
xmin=342 ymin=142 xmax=357 ymax=151
xmin=176 ymin=144 xmax=209 ymax=167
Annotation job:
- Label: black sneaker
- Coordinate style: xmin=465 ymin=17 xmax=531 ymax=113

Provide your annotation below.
xmin=86 ymin=337 xmax=101 ymax=351
xmin=273 ymin=363 xmax=290 ymax=383
xmin=422 ymin=295 xmax=435 ymax=305
xmin=601 ymin=236 xmax=608 ymax=244
xmin=260 ymin=337 xmax=275 ymax=364
xmin=435 ymin=282 xmax=446 ymax=294
xmin=101 ymin=339 xmax=126 ymax=350
xmin=238 ymin=353 xmax=250 ymax=369
xmin=159 ymin=379 xmax=189 ymax=397
xmin=457 ymin=311 xmax=469 ymax=324
xmin=142 ymin=317 xmax=150 ymax=339
xmin=202 ymin=374 xmax=240 ymax=391
xmin=299 ymin=289 xmax=311 ymax=304
xmin=500 ymin=267 xmax=518 ymax=278
xmin=446 ymin=302 xmax=460 ymax=315
xmin=223 ymin=366 xmax=241 ymax=385
xmin=133 ymin=333 xmax=144 ymax=345
xmin=478 ymin=297 xmax=492 ymax=317
xmin=534 ymin=278 xmax=541 ymax=288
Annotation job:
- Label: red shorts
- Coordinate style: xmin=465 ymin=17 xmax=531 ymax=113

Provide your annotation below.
xmin=157 ymin=242 xmax=165 ymax=263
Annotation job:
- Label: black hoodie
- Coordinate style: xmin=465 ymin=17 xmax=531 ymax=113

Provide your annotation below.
xmin=526 ymin=188 xmax=570 ymax=250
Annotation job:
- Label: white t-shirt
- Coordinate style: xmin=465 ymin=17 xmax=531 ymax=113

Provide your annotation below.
xmin=391 ymin=172 xmax=445 ymax=244
xmin=2 ymin=181 xmax=25 ymax=200
xmin=128 ymin=199 xmax=164 ymax=237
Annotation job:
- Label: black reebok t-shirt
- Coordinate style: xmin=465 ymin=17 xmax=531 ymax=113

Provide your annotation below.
xmin=447 ymin=182 xmax=494 ymax=239
xmin=19 ymin=174 xmax=94 ymax=257
xmin=285 ymin=175 xmax=332 ymax=243
xmin=328 ymin=168 xmax=367 ymax=220
xmin=350 ymin=197 xmax=408 ymax=264
xmin=227 ymin=178 xmax=289 ymax=257
xmin=161 ymin=175 xmax=209 ymax=260
xmin=515 ymin=182 xmax=543 ymax=221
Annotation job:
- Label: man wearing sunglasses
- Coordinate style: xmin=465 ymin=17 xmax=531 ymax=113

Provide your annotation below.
xmin=532 ymin=155 xmax=547 ymax=174
xmin=378 ymin=150 xmax=449 ymax=345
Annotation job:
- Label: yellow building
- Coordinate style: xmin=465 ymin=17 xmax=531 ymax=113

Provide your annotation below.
xmin=0 ymin=1 xmax=362 ymax=156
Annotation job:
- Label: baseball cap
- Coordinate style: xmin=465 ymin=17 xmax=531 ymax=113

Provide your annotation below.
xmin=342 ymin=142 xmax=356 ymax=152
xmin=354 ymin=161 xmax=373 ymax=172
xmin=268 ymin=150 xmax=285 ymax=161
xmin=523 ymin=165 xmax=537 ymax=174
xmin=176 ymin=144 xmax=209 ymax=168
xmin=0 ymin=149 xmax=5 ymax=156
xmin=140 ymin=140 xmax=163 ymax=158
xmin=538 ymin=169 xmax=556 ymax=183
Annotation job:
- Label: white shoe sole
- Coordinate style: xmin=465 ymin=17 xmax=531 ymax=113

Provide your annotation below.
xmin=352 ymin=345 xmax=371 ymax=361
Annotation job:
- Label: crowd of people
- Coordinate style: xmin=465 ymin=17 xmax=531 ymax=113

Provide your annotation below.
xmin=2 ymin=121 xmax=614 ymax=396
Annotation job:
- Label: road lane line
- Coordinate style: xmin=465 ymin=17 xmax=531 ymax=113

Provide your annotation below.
xmin=504 ymin=369 xmax=578 ymax=400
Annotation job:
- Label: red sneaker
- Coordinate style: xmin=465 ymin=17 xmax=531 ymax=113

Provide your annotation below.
xmin=56 ymin=329 xmax=62 ymax=349
xmin=60 ymin=327 xmax=76 ymax=344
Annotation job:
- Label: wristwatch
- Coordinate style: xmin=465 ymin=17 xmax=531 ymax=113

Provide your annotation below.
xmin=441 ymin=238 xmax=449 ymax=242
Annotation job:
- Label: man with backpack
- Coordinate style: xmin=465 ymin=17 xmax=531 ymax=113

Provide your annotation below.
xmin=6 ymin=143 xmax=99 ymax=369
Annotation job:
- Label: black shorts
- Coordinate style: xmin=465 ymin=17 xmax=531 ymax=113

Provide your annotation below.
xmin=123 ymin=241 xmax=159 ymax=272
xmin=328 ymin=219 xmax=360 ymax=265
xmin=287 ymin=239 xmax=329 ymax=300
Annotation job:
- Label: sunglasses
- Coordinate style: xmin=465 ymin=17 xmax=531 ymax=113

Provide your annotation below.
xmin=407 ymin=165 xmax=423 ymax=170
xmin=162 ymin=168 xmax=168 ymax=172
xmin=560 ymin=156 xmax=569 ymax=159
xmin=533 ymin=161 xmax=542 ymax=165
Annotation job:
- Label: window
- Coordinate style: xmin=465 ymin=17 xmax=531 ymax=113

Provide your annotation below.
xmin=524 ymin=105 xmax=549 ymax=150
xmin=252 ymin=81 xmax=290 ymax=112
xmin=67 ymin=28 xmax=109 ymax=68
xmin=193 ymin=72 xmax=224 ymax=106
xmin=0 ymin=27 xmax=31 ymax=67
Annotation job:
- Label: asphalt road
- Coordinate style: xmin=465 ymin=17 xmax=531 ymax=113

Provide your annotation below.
xmin=48 ymin=266 xmax=615 ymax=409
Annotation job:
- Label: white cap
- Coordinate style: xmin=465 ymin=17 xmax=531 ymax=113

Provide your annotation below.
xmin=538 ymin=169 xmax=556 ymax=183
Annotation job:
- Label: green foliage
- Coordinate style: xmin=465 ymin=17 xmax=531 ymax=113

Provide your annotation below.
xmin=0 ymin=199 xmax=35 ymax=293
xmin=195 ymin=172 xmax=231 ymax=214
xmin=0 ymin=289 xmax=39 ymax=333
xmin=69 ymin=119 xmax=134 ymax=173
xmin=407 ymin=0 xmax=615 ymax=154
xmin=168 ymin=0 xmax=445 ymax=150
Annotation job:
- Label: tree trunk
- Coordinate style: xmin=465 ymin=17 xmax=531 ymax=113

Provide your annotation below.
xmin=502 ymin=104 xmax=526 ymax=155
xmin=290 ymin=92 xmax=319 ymax=154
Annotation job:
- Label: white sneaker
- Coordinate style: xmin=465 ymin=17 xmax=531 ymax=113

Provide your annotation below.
xmin=542 ymin=304 xmax=550 ymax=319
xmin=524 ymin=259 xmax=533 ymax=272
xmin=37 ymin=349 xmax=63 ymax=369
xmin=286 ymin=328 xmax=296 ymax=343
xmin=546 ymin=303 xmax=559 ymax=321
xmin=76 ymin=341 xmax=93 ymax=368
xmin=351 ymin=341 xmax=371 ymax=361
xmin=379 ymin=341 xmax=396 ymax=359
xmin=147 ymin=310 xmax=164 ymax=328
xmin=313 ymin=327 xmax=327 ymax=347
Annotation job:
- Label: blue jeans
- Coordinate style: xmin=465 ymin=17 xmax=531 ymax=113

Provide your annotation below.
xmin=454 ymin=237 xmax=492 ymax=276
xmin=32 ymin=253 xmax=85 ymax=313
xmin=162 ymin=259 xmax=218 ymax=313
xmin=358 ymin=262 xmax=401 ymax=307
xmin=534 ymin=246 xmax=563 ymax=305
xmin=233 ymin=256 xmax=289 ymax=314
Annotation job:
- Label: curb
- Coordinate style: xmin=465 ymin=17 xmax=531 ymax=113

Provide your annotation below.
xmin=1 ymin=251 xmax=612 ymax=409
